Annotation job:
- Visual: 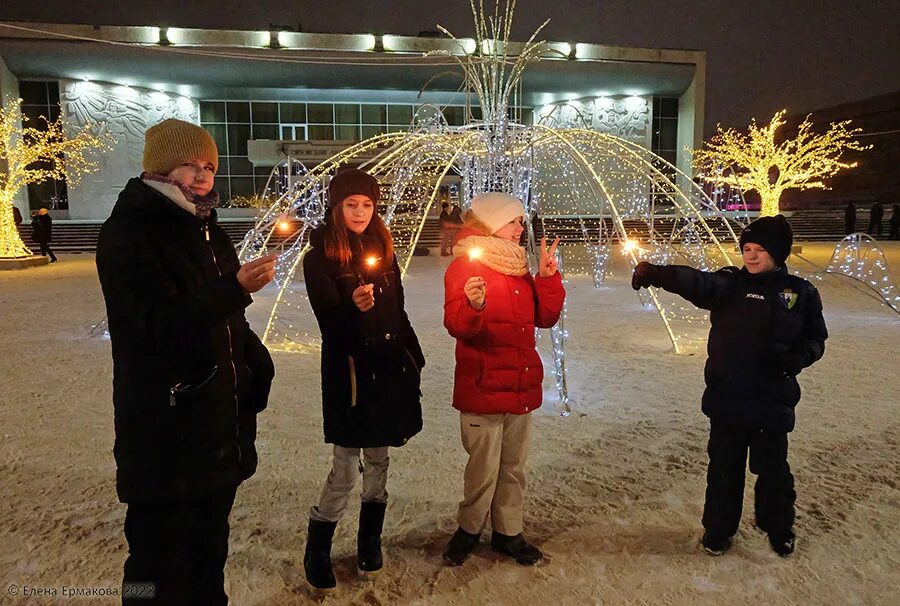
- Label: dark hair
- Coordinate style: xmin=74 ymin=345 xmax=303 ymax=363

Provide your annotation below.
xmin=324 ymin=201 xmax=395 ymax=267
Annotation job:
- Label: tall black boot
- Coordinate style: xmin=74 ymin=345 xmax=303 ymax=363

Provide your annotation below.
xmin=304 ymin=519 xmax=337 ymax=590
xmin=357 ymin=501 xmax=387 ymax=575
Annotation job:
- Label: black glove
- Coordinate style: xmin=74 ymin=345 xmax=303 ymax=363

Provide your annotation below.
xmin=776 ymin=351 xmax=806 ymax=378
xmin=631 ymin=262 xmax=659 ymax=291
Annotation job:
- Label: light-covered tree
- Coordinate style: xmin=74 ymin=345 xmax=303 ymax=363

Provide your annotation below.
xmin=693 ymin=110 xmax=869 ymax=216
xmin=1 ymin=98 xmax=112 ymax=258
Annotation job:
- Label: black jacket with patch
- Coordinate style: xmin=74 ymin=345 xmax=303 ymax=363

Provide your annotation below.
xmin=651 ymin=265 xmax=827 ymax=433
xmin=96 ymin=178 xmax=274 ymax=503
xmin=302 ymin=226 xmax=424 ymax=448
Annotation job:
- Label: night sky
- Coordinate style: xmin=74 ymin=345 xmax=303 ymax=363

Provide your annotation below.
xmin=1 ymin=0 xmax=898 ymax=134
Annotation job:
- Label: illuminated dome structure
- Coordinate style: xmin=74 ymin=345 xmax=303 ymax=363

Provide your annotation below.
xmin=238 ymin=1 xmax=747 ymax=409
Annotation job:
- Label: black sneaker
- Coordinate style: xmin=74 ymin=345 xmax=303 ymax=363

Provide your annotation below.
xmin=443 ymin=528 xmax=480 ymax=566
xmin=490 ymin=532 xmax=543 ymax=566
xmin=701 ymin=532 xmax=732 ymax=556
xmin=768 ymin=533 xmax=796 ymax=558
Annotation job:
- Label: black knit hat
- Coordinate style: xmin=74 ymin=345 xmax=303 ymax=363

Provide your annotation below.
xmin=739 ymin=214 xmax=793 ymax=266
xmin=327 ymin=168 xmax=380 ymax=210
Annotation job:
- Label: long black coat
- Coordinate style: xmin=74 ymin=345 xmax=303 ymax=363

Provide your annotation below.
xmin=652 ymin=265 xmax=827 ymax=433
xmin=96 ymin=178 xmax=274 ymax=503
xmin=303 ymin=226 xmax=424 ymax=448
xmin=31 ymin=214 xmax=52 ymax=243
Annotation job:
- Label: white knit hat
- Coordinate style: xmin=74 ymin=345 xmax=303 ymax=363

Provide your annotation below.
xmin=469 ymin=192 xmax=526 ymax=234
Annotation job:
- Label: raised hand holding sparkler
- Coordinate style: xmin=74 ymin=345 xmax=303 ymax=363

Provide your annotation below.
xmin=352 ymin=283 xmax=375 ymax=312
xmin=464 ymin=246 xmax=486 ymax=309
xmin=352 ymin=255 xmax=380 ymax=312
xmin=236 ymin=253 xmax=277 ymax=294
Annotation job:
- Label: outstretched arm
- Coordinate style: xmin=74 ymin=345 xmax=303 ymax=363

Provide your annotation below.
xmin=632 ymin=262 xmax=736 ymax=311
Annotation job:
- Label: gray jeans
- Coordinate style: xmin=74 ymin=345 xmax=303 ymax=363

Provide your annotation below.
xmin=309 ymin=445 xmax=390 ymax=522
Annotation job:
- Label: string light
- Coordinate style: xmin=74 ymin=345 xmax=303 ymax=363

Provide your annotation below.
xmin=693 ymin=110 xmax=870 ymax=217
xmin=0 ymin=98 xmax=113 ymax=259
xmin=825 ymin=233 xmax=899 ymax=313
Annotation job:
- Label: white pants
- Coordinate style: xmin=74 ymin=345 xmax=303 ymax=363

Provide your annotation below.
xmin=309 ymin=445 xmax=389 ymax=522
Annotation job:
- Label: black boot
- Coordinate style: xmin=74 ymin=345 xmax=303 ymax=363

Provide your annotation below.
xmin=304 ymin=519 xmax=337 ymax=590
xmin=701 ymin=531 xmax=732 ymax=556
xmin=768 ymin=532 xmax=796 ymax=558
xmin=357 ymin=501 xmax=387 ymax=575
xmin=443 ymin=527 xmax=480 ymax=566
xmin=490 ymin=532 xmax=543 ymax=566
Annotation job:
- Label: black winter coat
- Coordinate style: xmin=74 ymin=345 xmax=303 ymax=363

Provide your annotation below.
xmin=652 ymin=265 xmax=827 ymax=433
xmin=303 ymin=226 xmax=424 ymax=448
xmin=96 ymin=178 xmax=274 ymax=503
xmin=31 ymin=214 xmax=52 ymax=243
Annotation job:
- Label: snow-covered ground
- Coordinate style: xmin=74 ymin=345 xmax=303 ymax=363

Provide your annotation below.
xmin=1 ymin=243 xmax=898 ymax=605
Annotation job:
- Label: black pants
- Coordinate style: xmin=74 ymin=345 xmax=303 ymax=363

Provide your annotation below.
xmin=38 ymin=241 xmax=57 ymax=262
xmin=122 ymin=487 xmax=237 ymax=606
xmin=701 ymin=421 xmax=795 ymax=540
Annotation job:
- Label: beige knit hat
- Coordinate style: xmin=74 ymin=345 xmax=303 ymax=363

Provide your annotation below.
xmin=469 ymin=192 xmax=526 ymax=234
xmin=142 ymin=119 xmax=219 ymax=175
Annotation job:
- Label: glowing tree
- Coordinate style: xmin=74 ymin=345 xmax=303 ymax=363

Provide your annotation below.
xmin=693 ymin=110 xmax=869 ymax=216
xmin=0 ymin=98 xmax=111 ymax=258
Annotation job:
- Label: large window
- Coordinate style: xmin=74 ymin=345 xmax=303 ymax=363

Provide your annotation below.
xmin=20 ymin=81 xmax=67 ymax=210
xmin=651 ymin=97 xmax=679 ymax=171
xmin=651 ymin=97 xmax=680 ymax=208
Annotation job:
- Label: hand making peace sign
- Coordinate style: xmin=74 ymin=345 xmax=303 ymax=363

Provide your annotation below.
xmin=538 ymin=236 xmax=560 ymax=277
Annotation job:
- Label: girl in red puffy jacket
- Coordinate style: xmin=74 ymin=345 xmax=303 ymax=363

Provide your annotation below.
xmin=442 ymin=192 xmax=565 ymax=567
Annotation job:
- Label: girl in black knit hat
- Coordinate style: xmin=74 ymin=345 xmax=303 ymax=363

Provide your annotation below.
xmin=631 ymin=214 xmax=828 ymax=558
xmin=301 ymin=168 xmax=425 ymax=590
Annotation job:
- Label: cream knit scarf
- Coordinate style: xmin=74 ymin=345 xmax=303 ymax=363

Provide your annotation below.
xmin=454 ymin=234 xmax=528 ymax=276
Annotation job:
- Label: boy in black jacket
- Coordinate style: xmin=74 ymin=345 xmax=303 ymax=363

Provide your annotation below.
xmin=632 ymin=215 xmax=827 ymax=557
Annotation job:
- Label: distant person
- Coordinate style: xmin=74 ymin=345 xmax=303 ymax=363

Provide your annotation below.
xmin=440 ymin=202 xmax=463 ymax=256
xmin=31 ymin=208 xmax=56 ymax=263
xmin=844 ymin=201 xmax=856 ymax=235
xmin=12 ymin=205 xmax=22 ymax=227
xmin=632 ymin=215 xmax=827 ymax=558
xmin=868 ymin=200 xmax=884 ymax=237
xmin=96 ymin=118 xmax=276 ymax=605
xmin=889 ymin=203 xmax=900 ymax=240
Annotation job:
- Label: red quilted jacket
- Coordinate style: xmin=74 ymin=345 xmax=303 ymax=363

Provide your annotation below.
xmin=443 ymin=241 xmax=566 ymax=415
